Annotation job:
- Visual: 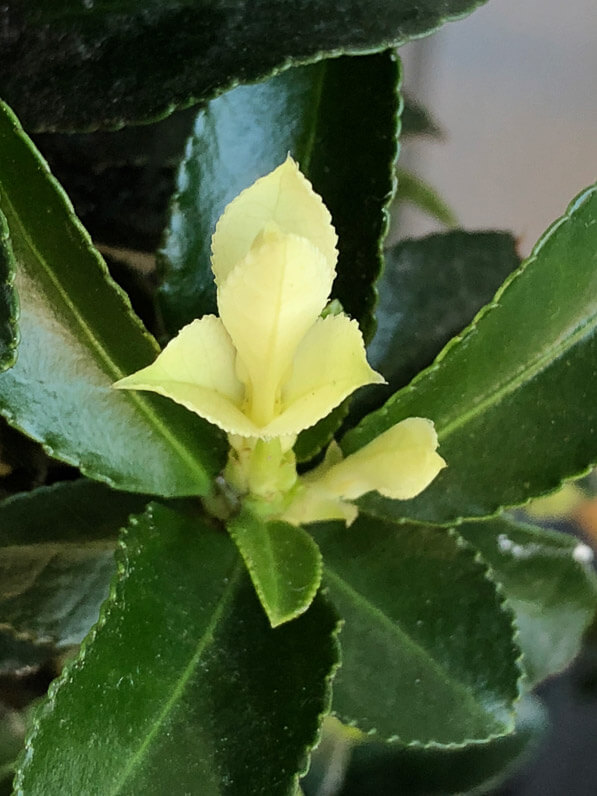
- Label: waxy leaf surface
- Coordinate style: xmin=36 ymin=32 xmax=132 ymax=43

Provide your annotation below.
xmin=0 ymin=101 xmax=225 ymax=497
xmin=317 ymin=514 xmax=521 ymax=745
xmin=17 ymin=503 xmax=341 ymax=795
xmin=1 ymin=0 xmax=487 ymax=130
xmin=367 ymin=230 xmax=520 ymax=403
xmin=228 ymin=510 xmax=323 ymax=627
xmin=348 ymin=184 xmax=597 ymax=523
xmin=0 ymin=480 xmax=147 ymax=646
xmin=459 ymin=515 xmax=597 ymax=685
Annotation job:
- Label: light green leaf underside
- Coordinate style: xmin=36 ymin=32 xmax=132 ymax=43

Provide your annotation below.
xmin=348 ymin=182 xmax=597 ymax=524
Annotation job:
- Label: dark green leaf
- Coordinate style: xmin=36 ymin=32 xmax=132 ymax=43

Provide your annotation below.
xmin=33 ymin=109 xmax=197 ymax=253
xmin=347 ymin=182 xmax=597 ymax=523
xmin=0 ymin=480 xmax=147 ymax=646
xmin=227 ymin=509 xmax=322 ymax=627
xmin=157 ymin=53 xmax=400 ymax=343
xmin=339 ymin=695 xmax=546 ymax=796
xmin=0 ymin=211 xmax=19 ymax=372
xmin=317 ymin=515 xmax=521 ymax=745
xmin=458 ymin=515 xmax=597 ymax=685
xmin=1 ymin=0 xmax=488 ymax=131
xmin=17 ymin=503 xmax=341 ymax=795
xmin=0 ymin=100 xmax=226 ymax=497
xmin=359 ymin=230 xmax=520 ymax=422
xmin=395 ymin=168 xmax=457 ymax=225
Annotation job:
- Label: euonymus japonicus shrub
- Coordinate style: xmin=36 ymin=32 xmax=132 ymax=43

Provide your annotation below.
xmin=0 ymin=2 xmax=596 ymax=794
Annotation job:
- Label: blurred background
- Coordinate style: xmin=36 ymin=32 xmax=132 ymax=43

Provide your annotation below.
xmin=398 ymin=0 xmax=597 ymax=256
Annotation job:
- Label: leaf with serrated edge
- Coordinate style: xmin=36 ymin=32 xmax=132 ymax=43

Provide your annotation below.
xmin=338 ymin=695 xmax=546 ymax=796
xmin=0 ymin=100 xmax=225 ymax=497
xmin=0 ymin=480 xmax=148 ymax=646
xmin=356 ymin=230 xmax=520 ymax=426
xmin=0 ymin=210 xmax=18 ymax=372
xmin=317 ymin=514 xmax=522 ymax=746
xmin=227 ymin=509 xmax=323 ymax=627
xmin=458 ymin=514 xmax=597 ymax=685
xmin=1 ymin=0 xmax=487 ymax=130
xmin=347 ymin=183 xmax=597 ymax=524
xmin=16 ymin=503 xmax=341 ymax=795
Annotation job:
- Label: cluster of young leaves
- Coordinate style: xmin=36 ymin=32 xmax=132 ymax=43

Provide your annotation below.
xmin=0 ymin=1 xmax=596 ymax=794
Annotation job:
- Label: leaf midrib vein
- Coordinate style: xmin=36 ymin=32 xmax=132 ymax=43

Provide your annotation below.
xmin=108 ymin=561 xmax=243 ymax=795
xmin=438 ymin=310 xmax=597 ymax=442
xmin=324 ymin=567 xmax=502 ymax=725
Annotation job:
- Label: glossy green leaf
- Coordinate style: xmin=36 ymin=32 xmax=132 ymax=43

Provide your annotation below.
xmin=0 ymin=212 xmax=18 ymax=374
xmin=317 ymin=514 xmax=521 ymax=745
xmin=458 ymin=515 xmax=597 ymax=686
xmin=0 ymin=480 xmax=147 ymax=646
xmin=1 ymin=0 xmax=487 ymax=131
xmin=157 ymin=53 xmax=400 ymax=342
xmin=0 ymin=100 xmax=226 ymax=497
xmin=227 ymin=509 xmax=322 ymax=627
xmin=347 ymin=182 xmax=597 ymax=523
xmin=339 ymin=695 xmax=546 ymax=796
xmin=363 ymin=231 xmax=520 ymax=413
xmin=33 ymin=109 xmax=197 ymax=253
xmin=394 ymin=168 xmax=457 ymax=226
xmin=17 ymin=503 xmax=341 ymax=795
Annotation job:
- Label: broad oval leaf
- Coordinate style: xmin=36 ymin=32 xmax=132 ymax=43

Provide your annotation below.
xmin=347 ymin=183 xmax=597 ymax=523
xmin=458 ymin=515 xmax=597 ymax=686
xmin=0 ymin=211 xmax=18 ymax=373
xmin=0 ymin=100 xmax=226 ymax=497
xmin=317 ymin=514 xmax=522 ymax=746
xmin=227 ymin=509 xmax=323 ymax=627
xmin=1 ymin=0 xmax=487 ymax=131
xmin=0 ymin=480 xmax=148 ymax=646
xmin=16 ymin=503 xmax=341 ymax=795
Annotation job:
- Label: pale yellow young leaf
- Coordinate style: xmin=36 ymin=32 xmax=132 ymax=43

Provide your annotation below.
xmin=322 ymin=417 xmax=446 ymax=500
xmin=263 ymin=315 xmax=384 ymax=437
xmin=113 ymin=316 xmax=258 ymax=436
xmin=218 ymin=227 xmax=334 ymax=427
xmin=282 ymin=486 xmax=358 ymax=527
xmin=211 ymin=157 xmax=338 ymax=284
